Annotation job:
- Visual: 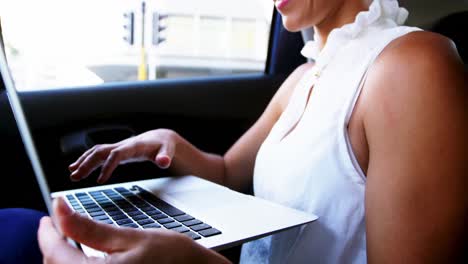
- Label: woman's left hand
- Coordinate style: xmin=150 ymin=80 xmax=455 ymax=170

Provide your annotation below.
xmin=38 ymin=197 xmax=230 ymax=264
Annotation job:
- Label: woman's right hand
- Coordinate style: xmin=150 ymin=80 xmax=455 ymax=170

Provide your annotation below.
xmin=68 ymin=129 xmax=179 ymax=184
xmin=38 ymin=197 xmax=230 ymax=264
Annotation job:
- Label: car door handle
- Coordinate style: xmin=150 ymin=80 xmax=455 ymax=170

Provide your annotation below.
xmin=60 ymin=125 xmax=135 ymax=157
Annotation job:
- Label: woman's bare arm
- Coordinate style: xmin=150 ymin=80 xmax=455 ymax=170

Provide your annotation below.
xmin=364 ymin=31 xmax=468 ymax=263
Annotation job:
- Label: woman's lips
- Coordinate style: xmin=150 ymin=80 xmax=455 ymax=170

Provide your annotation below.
xmin=275 ymin=0 xmax=291 ymax=11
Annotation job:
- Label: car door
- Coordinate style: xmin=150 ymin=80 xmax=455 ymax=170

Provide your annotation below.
xmin=0 ymin=3 xmax=305 ymax=213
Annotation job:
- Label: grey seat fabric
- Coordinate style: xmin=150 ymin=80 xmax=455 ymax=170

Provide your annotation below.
xmin=429 ymin=11 xmax=468 ymax=65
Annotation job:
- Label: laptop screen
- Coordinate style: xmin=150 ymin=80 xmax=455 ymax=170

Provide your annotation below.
xmin=0 ymin=40 xmax=54 ymax=215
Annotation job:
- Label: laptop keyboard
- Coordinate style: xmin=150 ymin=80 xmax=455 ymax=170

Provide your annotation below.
xmin=65 ymin=185 xmax=221 ymax=240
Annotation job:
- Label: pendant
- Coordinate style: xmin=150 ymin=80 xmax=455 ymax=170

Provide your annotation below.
xmin=314 ymin=69 xmax=321 ymax=78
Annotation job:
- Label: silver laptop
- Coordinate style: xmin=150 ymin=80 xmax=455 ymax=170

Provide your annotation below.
xmin=0 ymin=41 xmax=317 ymax=257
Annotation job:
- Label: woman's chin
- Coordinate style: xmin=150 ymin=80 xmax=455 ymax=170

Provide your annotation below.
xmin=282 ymin=20 xmax=304 ymax=32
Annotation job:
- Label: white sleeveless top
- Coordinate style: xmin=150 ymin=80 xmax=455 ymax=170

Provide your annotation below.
xmin=240 ymin=1 xmax=420 ymax=263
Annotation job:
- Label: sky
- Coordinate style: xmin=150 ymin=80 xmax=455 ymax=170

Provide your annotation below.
xmin=0 ymin=0 xmax=273 ymax=63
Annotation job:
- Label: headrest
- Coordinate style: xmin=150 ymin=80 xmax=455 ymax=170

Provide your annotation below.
xmin=429 ymin=11 xmax=468 ymax=64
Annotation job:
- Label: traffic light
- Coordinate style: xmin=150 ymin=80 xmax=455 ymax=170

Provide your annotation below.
xmin=123 ymin=11 xmax=135 ymax=45
xmin=152 ymin=12 xmax=168 ymax=46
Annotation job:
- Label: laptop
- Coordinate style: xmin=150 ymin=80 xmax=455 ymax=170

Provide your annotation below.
xmin=0 ymin=41 xmax=317 ymax=257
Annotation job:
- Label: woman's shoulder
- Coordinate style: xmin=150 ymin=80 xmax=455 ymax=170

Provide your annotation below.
xmin=372 ymin=30 xmax=464 ymax=81
xmin=377 ymin=31 xmax=462 ymax=67
xmin=364 ymin=30 xmax=465 ymax=111
xmin=360 ymin=29 xmax=466 ymax=150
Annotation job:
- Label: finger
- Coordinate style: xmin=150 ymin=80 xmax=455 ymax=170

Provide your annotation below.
xmin=97 ymin=146 xmax=130 ymax=184
xmin=54 ymin=197 xmax=138 ymax=253
xmin=38 ymin=216 xmax=88 ymax=264
xmin=69 ymin=146 xmax=97 ymax=172
xmin=70 ymin=146 xmax=112 ymax=181
xmin=154 ymin=143 xmax=175 ymax=169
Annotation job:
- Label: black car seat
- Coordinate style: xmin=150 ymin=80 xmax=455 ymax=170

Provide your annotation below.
xmin=429 ymin=11 xmax=468 ymax=65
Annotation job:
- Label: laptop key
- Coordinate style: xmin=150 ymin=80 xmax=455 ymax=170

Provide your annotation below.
xmin=146 ymin=199 xmax=184 ymax=216
xmin=182 ymin=219 xmax=202 ymax=227
xmin=144 ymin=209 xmax=161 ymax=215
xmin=137 ymin=219 xmax=154 ymax=226
xmin=107 ymin=210 xmax=124 ymax=216
xmin=132 ymin=215 xmax=149 ymax=221
xmin=171 ymin=226 xmax=189 ymax=233
xmin=134 ymin=186 xmax=185 ymax=217
xmin=90 ymin=211 xmax=106 ymax=217
xmin=198 ymin=228 xmax=221 ymax=237
xmin=111 ymin=214 xmax=128 ymax=221
xmin=93 ymin=215 xmax=110 ymax=221
xmin=191 ymin=223 xmax=212 ymax=232
xmin=128 ymin=196 xmax=143 ymax=202
xmin=102 ymin=204 xmax=118 ymax=209
xmin=150 ymin=214 xmax=168 ymax=220
xmin=142 ymin=223 xmax=161 ymax=229
xmin=174 ymin=215 xmax=194 ymax=222
xmin=86 ymin=208 xmax=103 ymax=213
xmin=82 ymin=201 xmax=97 ymax=206
xmin=163 ymin=222 xmax=181 ymax=229
xmin=157 ymin=218 xmax=174 ymax=224
xmin=121 ymin=223 xmax=139 ymax=228
xmin=116 ymin=219 xmax=133 ymax=226
xmin=138 ymin=206 xmax=154 ymax=212
xmin=117 ymin=203 xmax=132 ymax=208
xmin=97 ymin=217 xmax=111 ymax=223
xmin=83 ymin=203 xmax=99 ymax=208
xmin=184 ymin=231 xmax=201 ymax=240
xmin=122 ymin=206 xmax=138 ymax=213
xmin=128 ymin=211 xmax=144 ymax=217
xmin=101 ymin=219 xmax=114 ymax=225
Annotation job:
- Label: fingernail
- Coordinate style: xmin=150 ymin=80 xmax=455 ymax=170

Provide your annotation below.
xmin=70 ymin=175 xmax=79 ymax=182
xmin=70 ymin=171 xmax=80 ymax=182
xmin=97 ymin=174 xmax=104 ymax=184
xmin=157 ymin=155 xmax=171 ymax=169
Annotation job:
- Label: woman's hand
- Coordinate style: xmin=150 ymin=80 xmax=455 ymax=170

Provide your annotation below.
xmin=69 ymin=129 xmax=179 ymax=183
xmin=38 ymin=197 xmax=230 ymax=264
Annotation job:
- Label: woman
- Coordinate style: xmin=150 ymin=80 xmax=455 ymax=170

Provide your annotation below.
xmin=37 ymin=0 xmax=467 ymax=263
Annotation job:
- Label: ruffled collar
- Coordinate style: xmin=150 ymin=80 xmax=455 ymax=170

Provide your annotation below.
xmin=301 ymin=0 xmax=409 ymax=63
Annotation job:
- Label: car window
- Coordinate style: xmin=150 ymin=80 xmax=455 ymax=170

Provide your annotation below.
xmin=0 ymin=0 xmax=274 ymax=91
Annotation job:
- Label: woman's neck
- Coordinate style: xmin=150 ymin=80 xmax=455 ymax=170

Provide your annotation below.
xmin=314 ymin=0 xmax=371 ymax=50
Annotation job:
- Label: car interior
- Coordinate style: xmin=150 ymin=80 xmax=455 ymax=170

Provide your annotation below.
xmin=0 ymin=0 xmax=466 ymax=262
